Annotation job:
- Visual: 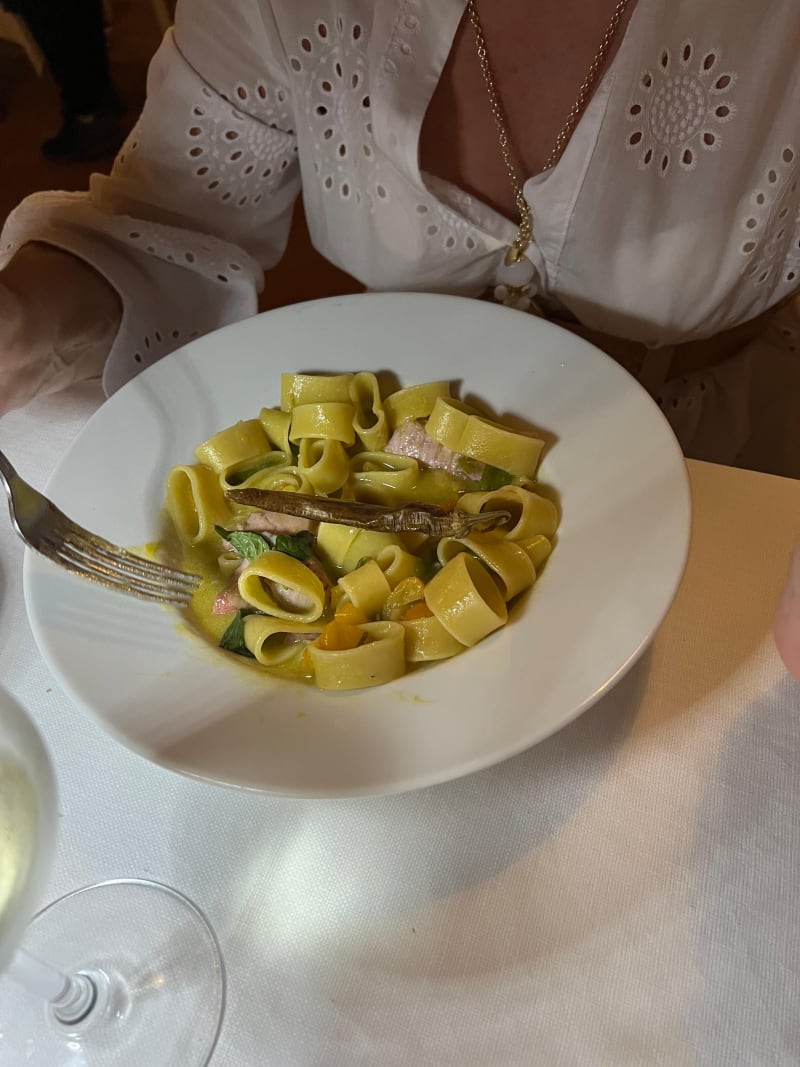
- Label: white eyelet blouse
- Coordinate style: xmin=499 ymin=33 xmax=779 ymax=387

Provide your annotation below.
xmin=2 ymin=0 xmax=800 ymax=473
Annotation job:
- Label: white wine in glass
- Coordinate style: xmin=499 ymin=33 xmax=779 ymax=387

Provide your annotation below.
xmin=0 ymin=686 xmax=225 ymax=1065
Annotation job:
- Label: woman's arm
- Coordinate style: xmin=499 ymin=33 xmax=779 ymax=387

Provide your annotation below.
xmin=0 ymin=244 xmax=121 ymax=415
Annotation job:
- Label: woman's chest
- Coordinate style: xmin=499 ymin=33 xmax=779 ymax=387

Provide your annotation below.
xmin=418 ymin=0 xmax=637 ymax=221
xmin=285 ymin=0 xmax=800 ymax=342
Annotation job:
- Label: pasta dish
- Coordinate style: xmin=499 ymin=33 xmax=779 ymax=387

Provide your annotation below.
xmin=163 ymin=372 xmax=558 ymax=691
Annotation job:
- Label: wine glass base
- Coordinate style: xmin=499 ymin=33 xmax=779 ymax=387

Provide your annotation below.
xmin=0 ymin=879 xmax=225 ymax=1066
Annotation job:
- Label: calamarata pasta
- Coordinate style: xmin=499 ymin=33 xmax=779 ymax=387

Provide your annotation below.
xmin=164 ymin=372 xmax=559 ymax=691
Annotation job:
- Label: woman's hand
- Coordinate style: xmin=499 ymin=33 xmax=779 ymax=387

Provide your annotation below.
xmin=0 ymin=243 xmax=121 ymax=416
xmin=774 ymin=547 xmax=800 ymax=681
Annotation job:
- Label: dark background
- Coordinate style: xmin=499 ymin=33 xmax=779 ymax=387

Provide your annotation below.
xmin=0 ymin=0 xmax=362 ymax=311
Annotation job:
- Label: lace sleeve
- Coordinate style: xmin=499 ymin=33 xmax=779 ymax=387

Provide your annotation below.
xmin=0 ymin=0 xmax=300 ymax=395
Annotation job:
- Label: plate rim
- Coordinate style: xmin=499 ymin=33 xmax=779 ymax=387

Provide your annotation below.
xmin=22 ymin=291 xmax=692 ymax=797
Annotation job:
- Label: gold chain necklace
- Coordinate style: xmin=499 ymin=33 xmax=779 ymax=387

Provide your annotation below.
xmin=467 ymin=0 xmax=632 ymax=273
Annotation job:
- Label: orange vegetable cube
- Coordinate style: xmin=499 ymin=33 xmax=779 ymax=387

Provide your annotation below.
xmin=400 ymin=601 xmax=433 ymax=621
xmin=335 ymin=602 xmax=369 ymax=626
xmin=317 ymin=619 xmax=365 ymax=652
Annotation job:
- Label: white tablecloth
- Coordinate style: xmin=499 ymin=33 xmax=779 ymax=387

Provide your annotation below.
xmin=1 ymin=385 xmax=799 ymax=1066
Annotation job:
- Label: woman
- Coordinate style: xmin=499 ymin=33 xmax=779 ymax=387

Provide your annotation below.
xmin=1 ymin=0 xmax=799 ymax=477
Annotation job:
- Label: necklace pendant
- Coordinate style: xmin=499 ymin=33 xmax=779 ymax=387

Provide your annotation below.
xmin=504 ymin=244 xmax=528 ymax=266
xmin=493 ymin=247 xmax=542 ymax=314
xmin=496 ymin=251 xmax=536 ymax=289
xmin=493 ymin=282 xmax=541 ymax=314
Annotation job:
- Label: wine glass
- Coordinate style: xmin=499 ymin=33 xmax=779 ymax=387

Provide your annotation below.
xmin=0 ymin=685 xmax=225 ymax=1064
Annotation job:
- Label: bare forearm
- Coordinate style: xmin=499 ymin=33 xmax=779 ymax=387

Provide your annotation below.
xmin=0 ymin=243 xmax=121 ymax=414
xmin=4 ymin=242 xmax=121 ymax=351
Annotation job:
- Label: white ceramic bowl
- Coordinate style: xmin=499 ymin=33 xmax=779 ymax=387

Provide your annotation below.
xmin=24 ymin=293 xmax=691 ymax=797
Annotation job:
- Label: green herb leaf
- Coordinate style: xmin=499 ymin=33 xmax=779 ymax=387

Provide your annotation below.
xmin=274 ymin=530 xmax=315 ymax=561
xmin=219 ymin=611 xmax=255 ymax=658
xmin=226 ymin=463 xmax=268 ymax=487
xmin=419 ymin=544 xmax=442 ymax=581
xmin=215 ymin=525 xmax=271 ymax=560
xmin=455 ymin=456 xmax=484 ymax=480
xmin=478 ymin=465 xmax=515 ymax=491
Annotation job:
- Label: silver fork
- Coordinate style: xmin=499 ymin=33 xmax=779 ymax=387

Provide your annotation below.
xmin=0 ymin=449 xmax=200 ymax=606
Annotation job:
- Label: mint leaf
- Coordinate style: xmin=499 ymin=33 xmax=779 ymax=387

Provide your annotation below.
xmin=455 ymin=456 xmax=484 ymax=480
xmin=215 ymin=524 xmax=316 ymax=563
xmin=219 ymin=611 xmax=255 ymax=658
xmin=274 ymin=531 xmax=315 ymax=561
xmin=215 ymin=525 xmax=271 ymax=560
xmin=478 ymin=466 xmax=515 ymax=491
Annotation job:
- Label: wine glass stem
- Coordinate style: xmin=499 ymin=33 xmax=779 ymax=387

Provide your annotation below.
xmin=7 ymin=948 xmax=99 ymax=1025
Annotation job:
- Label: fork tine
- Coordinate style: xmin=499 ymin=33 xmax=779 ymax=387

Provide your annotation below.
xmin=43 ymin=550 xmax=194 ymax=606
xmin=1 ymin=447 xmax=200 ymax=603
xmin=39 ymin=536 xmax=195 ymax=606
xmin=50 ymin=517 xmax=200 ymax=593
xmin=59 ymin=546 xmax=196 ymax=601
xmin=41 ymin=531 xmax=190 ymax=594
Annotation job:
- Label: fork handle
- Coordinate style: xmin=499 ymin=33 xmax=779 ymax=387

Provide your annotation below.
xmin=0 ymin=448 xmax=21 ymax=502
xmin=0 ymin=448 xmax=17 ymax=487
xmin=0 ymin=447 xmax=46 ymax=529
